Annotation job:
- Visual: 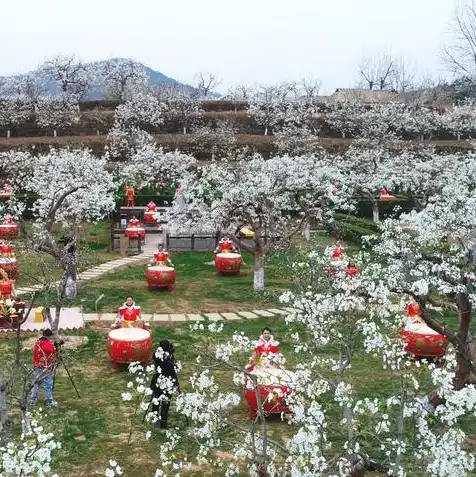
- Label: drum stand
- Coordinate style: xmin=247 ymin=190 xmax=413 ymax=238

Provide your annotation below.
xmin=53 ymin=344 xmax=81 ymax=398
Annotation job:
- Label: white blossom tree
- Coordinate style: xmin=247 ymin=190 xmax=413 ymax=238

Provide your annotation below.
xmin=0 ymin=98 xmax=30 ymax=138
xmin=443 ymin=99 xmax=476 ymax=140
xmin=100 ymin=58 xmax=149 ymax=102
xmin=165 ymin=93 xmax=203 ymax=134
xmin=40 ymin=54 xmax=93 ymax=101
xmin=168 ymin=153 xmax=352 ymax=291
xmin=1 ymin=148 xmax=115 ymax=330
xmin=191 ymin=120 xmax=237 ymax=159
xmin=118 ymin=143 xmax=196 ymax=189
xmin=247 ymin=82 xmax=296 ymax=136
xmin=35 ymin=95 xmax=80 ymax=137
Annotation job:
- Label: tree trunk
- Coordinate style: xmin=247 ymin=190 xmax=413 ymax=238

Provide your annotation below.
xmin=53 ymin=129 xmax=57 ymax=137
xmin=253 ymin=250 xmax=265 ymax=292
xmin=264 ymin=126 xmax=268 ymax=136
xmin=0 ymin=370 xmax=12 ymax=439
xmin=303 ymin=222 xmax=311 ymax=241
xmin=458 ymin=133 xmax=461 ymax=140
xmin=96 ymin=129 xmax=100 ymax=136
xmin=372 ymin=201 xmax=380 ymax=223
xmin=429 ymin=295 xmax=474 ymax=407
xmin=342 ymin=132 xmax=346 ymax=139
xmin=6 ymin=129 xmax=10 ymax=138
xmin=183 ymin=126 xmax=187 ymax=135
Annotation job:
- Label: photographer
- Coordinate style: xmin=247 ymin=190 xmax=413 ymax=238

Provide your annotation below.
xmin=30 ymin=329 xmax=58 ymax=407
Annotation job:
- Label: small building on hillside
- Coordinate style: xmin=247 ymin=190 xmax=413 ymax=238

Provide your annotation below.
xmin=330 ymin=88 xmax=404 ymax=104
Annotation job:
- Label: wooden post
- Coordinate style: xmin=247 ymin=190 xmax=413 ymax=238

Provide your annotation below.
xmin=191 ymin=234 xmax=195 ymax=251
xmin=166 ymin=233 xmax=170 ymax=250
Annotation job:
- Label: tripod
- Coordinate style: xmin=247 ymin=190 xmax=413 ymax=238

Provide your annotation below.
xmin=53 ymin=344 xmax=81 ymax=399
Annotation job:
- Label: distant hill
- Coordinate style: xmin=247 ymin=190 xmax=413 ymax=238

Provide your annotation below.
xmin=0 ymin=58 xmax=199 ymax=100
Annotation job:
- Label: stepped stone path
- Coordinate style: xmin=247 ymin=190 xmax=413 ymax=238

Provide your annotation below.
xmin=84 ymin=307 xmax=294 ymax=323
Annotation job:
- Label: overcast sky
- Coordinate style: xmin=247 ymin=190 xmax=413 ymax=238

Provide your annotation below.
xmin=0 ymin=0 xmax=459 ymax=94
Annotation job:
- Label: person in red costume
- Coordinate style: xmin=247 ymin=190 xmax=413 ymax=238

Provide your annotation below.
xmin=125 ymin=184 xmax=136 ymax=207
xmin=118 ymin=296 xmax=142 ymax=322
xmin=345 ymin=262 xmax=359 ymax=277
xmin=148 ymin=243 xmax=173 ymax=267
xmin=248 ymin=328 xmax=280 ymax=368
xmin=214 ymin=236 xmax=238 ymax=255
xmin=30 ymin=329 xmax=57 ymax=406
xmin=331 ymin=241 xmax=344 ymax=260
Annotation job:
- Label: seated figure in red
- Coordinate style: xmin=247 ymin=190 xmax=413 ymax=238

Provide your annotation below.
xmin=345 ymin=262 xmax=359 ymax=277
xmin=129 ymin=216 xmax=140 ymax=228
xmin=331 ymin=241 xmax=344 ymax=261
xmin=214 ymin=236 xmax=238 ymax=255
xmin=119 ymin=295 xmax=141 ymax=321
xmin=248 ymin=328 xmax=280 ymax=369
xmin=149 ymin=243 xmax=174 ymax=268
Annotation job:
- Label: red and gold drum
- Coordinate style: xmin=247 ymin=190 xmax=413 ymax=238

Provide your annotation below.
xmin=124 ymin=225 xmax=146 ymax=241
xmin=143 ymin=210 xmax=159 ymax=225
xmin=244 ymin=367 xmax=293 ymax=419
xmin=145 ymin=265 xmax=176 ymax=289
xmin=107 ymin=327 xmax=153 ymax=370
xmin=0 ymin=257 xmax=18 ymax=280
xmin=401 ymin=322 xmax=448 ymax=359
xmin=215 ymin=252 xmax=242 ymax=274
xmin=0 ymin=224 xmax=18 ymax=239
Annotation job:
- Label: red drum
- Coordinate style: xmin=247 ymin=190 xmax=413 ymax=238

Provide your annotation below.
xmin=107 ymin=327 xmax=153 ymax=370
xmin=215 ymin=252 xmax=242 ymax=274
xmin=0 ymin=224 xmax=18 ymax=239
xmin=244 ymin=367 xmax=293 ymax=419
xmin=401 ymin=322 xmax=448 ymax=359
xmin=0 ymin=258 xmax=18 ymax=280
xmin=0 ymin=280 xmax=13 ymax=298
xmin=143 ymin=210 xmax=159 ymax=225
xmin=145 ymin=265 xmax=176 ymax=289
xmin=124 ymin=226 xmax=146 ymax=241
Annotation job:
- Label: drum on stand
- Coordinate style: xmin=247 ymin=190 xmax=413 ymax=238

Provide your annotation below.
xmin=215 ymin=252 xmax=242 ymax=274
xmin=401 ymin=322 xmax=448 ymax=359
xmin=145 ymin=265 xmax=176 ymax=289
xmin=0 ymin=224 xmax=18 ymax=239
xmin=107 ymin=327 xmax=153 ymax=371
xmin=0 ymin=257 xmax=18 ymax=280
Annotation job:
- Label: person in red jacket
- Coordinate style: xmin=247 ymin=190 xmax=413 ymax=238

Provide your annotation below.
xmin=30 ymin=329 xmax=57 ymax=407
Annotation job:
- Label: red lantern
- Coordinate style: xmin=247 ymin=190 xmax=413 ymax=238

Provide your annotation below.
xmin=145 ymin=266 xmax=176 ymax=289
xmin=215 ymin=252 xmax=242 ymax=274
xmin=331 ymin=246 xmax=344 ymax=260
xmin=107 ymin=327 xmax=153 ymax=371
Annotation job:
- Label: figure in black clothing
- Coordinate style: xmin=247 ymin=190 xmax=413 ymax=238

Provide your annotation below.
xmin=150 ymin=340 xmax=178 ymax=429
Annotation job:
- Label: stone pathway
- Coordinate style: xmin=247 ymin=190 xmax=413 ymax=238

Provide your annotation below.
xmin=15 ymin=238 xmax=159 ymax=296
xmin=83 ymin=307 xmax=295 ymax=323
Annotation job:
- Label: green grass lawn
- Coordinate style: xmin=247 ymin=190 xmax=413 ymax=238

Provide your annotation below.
xmin=43 ymin=231 xmax=337 ymax=314
xmin=59 ymin=251 xmax=294 ymax=313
